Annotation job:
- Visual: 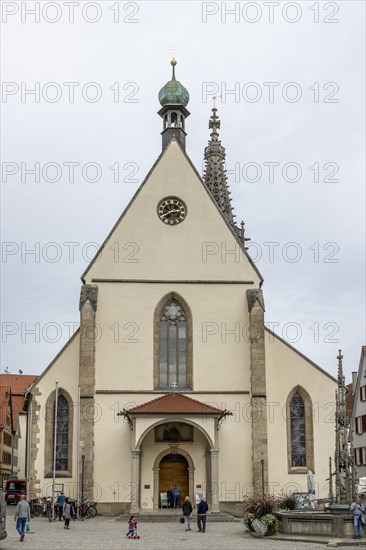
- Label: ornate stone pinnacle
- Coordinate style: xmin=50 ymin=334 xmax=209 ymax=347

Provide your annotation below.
xmin=337 ymin=349 xmax=344 ymax=387
xmin=203 ymin=107 xmax=234 ymax=224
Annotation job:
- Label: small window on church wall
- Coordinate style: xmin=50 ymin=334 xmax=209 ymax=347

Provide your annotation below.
xmin=159 ymin=300 xmax=186 ymax=387
xmin=53 ymin=394 xmax=69 ymax=471
xmin=290 ymin=392 xmax=306 ymax=467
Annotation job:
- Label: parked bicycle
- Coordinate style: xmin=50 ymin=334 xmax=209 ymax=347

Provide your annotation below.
xmin=45 ymin=498 xmax=57 ymax=521
xmin=78 ymin=499 xmax=98 ymax=520
xmin=30 ymin=499 xmax=43 ymax=518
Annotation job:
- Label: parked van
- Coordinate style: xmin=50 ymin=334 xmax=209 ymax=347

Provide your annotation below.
xmin=4 ymin=479 xmax=26 ymax=505
xmin=0 ymin=488 xmax=7 ymax=540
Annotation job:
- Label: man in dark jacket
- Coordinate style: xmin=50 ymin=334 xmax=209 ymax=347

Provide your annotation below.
xmin=182 ymin=496 xmax=193 ymax=531
xmin=197 ymin=496 xmax=209 ymax=533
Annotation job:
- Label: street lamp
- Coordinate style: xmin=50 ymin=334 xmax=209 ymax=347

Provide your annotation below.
xmin=81 ymin=454 xmax=85 ymax=503
xmin=260 ymin=451 xmax=265 ymax=497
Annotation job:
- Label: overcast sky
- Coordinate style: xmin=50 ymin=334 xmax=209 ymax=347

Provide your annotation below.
xmin=1 ymin=1 xmax=365 ymax=383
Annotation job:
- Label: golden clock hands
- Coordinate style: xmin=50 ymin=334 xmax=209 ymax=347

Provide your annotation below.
xmin=161 ymin=209 xmax=181 ymax=218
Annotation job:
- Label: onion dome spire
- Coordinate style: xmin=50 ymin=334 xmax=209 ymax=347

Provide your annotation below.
xmin=158 ymin=59 xmax=190 ymax=107
xmin=158 ymin=59 xmax=190 ymax=151
xmin=203 ymin=106 xmax=234 ymax=224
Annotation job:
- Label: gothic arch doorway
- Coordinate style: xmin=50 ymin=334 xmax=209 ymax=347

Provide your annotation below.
xmin=159 ymin=454 xmax=188 ymax=508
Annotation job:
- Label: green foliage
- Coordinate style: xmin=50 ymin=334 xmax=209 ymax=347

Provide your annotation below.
xmin=242 ymin=493 xmax=285 ymax=537
xmin=242 ymin=493 xmax=278 ymax=517
xmin=277 ymin=492 xmax=297 ymax=511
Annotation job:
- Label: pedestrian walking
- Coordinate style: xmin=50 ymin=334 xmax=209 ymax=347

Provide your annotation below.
xmin=14 ymin=494 xmax=30 ymax=542
xmin=57 ymin=491 xmax=66 ymax=521
xmin=63 ymin=497 xmax=74 ymax=529
xmin=350 ymin=497 xmax=365 ymax=539
xmin=182 ymin=496 xmax=192 ymax=531
xmin=197 ymin=496 xmax=208 ymax=533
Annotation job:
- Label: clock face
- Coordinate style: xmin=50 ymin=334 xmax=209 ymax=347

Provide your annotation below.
xmin=157 ymin=197 xmax=187 ymax=225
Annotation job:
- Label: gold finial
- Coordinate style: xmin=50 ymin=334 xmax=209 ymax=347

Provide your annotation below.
xmin=171 ymin=58 xmax=177 ymax=67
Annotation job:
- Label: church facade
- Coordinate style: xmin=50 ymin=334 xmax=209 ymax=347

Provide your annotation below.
xmin=26 ymin=61 xmax=337 ymax=514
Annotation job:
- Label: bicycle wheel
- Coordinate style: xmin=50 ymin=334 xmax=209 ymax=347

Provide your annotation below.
xmin=34 ymin=504 xmax=43 ymax=517
xmin=86 ymin=505 xmax=97 ymax=518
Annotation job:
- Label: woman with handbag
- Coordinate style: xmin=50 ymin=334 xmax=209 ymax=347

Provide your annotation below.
xmin=350 ymin=497 xmax=365 ymax=539
xmin=182 ymin=496 xmax=192 ymax=531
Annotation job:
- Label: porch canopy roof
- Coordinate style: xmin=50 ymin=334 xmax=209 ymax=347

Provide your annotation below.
xmin=127 ymin=392 xmax=225 ymax=416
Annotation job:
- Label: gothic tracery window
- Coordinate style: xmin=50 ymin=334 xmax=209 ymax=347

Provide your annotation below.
xmin=290 ymin=392 xmax=306 ymax=467
xmin=53 ymin=394 xmax=69 ymax=471
xmin=286 ymin=386 xmax=314 ymax=472
xmin=159 ymin=300 xmax=187 ymax=388
xmin=44 ymin=388 xmax=73 ymax=477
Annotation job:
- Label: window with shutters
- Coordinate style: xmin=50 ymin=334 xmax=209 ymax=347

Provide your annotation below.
xmin=360 ymin=385 xmax=366 ymax=401
xmin=356 ymin=415 xmax=366 ymax=435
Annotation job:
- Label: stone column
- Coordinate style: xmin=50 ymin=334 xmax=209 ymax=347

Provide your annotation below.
xmin=130 ymin=450 xmax=140 ymax=513
xmin=246 ymin=289 xmax=268 ymax=495
xmin=188 ymin=467 xmax=194 ymax=504
xmin=79 ymin=285 xmax=98 ymax=500
xmin=153 ymin=467 xmax=159 ymax=509
xmin=210 ymin=449 xmax=220 ymax=512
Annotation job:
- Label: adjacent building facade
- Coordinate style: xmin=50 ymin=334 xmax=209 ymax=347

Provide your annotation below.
xmin=25 ymin=61 xmax=337 ymax=514
xmin=352 ymin=347 xmax=366 ymax=479
xmin=0 ymin=374 xmax=37 ymax=484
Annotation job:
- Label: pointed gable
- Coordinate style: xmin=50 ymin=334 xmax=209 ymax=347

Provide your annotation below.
xmin=128 ymin=393 xmax=224 ymax=415
xmin=82 ymin=139 xmax=262 ymax=285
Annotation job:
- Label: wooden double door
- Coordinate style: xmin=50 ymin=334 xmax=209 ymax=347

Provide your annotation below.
xmin=159 ymin=454 xmax=189 ymax=506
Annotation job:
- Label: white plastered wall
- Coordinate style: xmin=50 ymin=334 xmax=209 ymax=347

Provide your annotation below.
xmin=265 ymin=330 xmax=337 ymax=499
xmin=31 ymin=334 xmax=80 ymax=499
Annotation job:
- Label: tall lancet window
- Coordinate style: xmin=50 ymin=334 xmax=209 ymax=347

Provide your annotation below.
xmin=290 ymin=392 xmax=306 ymax=467
xmin=44 ymin=388 xmax=73 ymax=477
xmin=53 ymin=394 xmax=69 ymax=471
xmin=159 ymin=300 xmax=187 ymax=388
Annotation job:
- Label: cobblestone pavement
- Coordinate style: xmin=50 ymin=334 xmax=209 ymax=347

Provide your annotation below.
xmin=3 ymin=506 xmax=344 ymax=550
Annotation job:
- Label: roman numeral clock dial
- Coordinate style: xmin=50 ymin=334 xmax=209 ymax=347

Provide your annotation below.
xmin=157 ymin=197 xmax=187 ymax=225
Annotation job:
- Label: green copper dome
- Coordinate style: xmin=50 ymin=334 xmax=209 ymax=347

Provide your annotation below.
xmin=158 ymin=59 xmax=190 ymax=107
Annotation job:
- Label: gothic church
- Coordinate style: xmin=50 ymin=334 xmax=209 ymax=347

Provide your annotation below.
xmin=26 ymin=60 xmax=337 ymax=514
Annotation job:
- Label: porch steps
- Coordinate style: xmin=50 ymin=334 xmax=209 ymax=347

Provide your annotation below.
xmin=116 ymin=511 xmax=241 ymax=522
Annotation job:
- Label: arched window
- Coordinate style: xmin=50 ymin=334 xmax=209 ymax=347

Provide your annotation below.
xmin=53 ymin=394 xmax=69 ymax=471
xmin=286 ymin=386 xmax=314 ymax=473
xmin=290 ymin=392 xmax=306 ymax=467
xmin=44 ymin=389 xmax=73 ymax=477
xmin=159 ymin=300 xmax=186 ymax=387
xmin=154 ymin=293 xmax=192 ymax=390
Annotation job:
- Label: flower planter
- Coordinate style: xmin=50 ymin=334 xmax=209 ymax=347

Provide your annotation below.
xmin=265 ymin=524 xmax=273 ymax=536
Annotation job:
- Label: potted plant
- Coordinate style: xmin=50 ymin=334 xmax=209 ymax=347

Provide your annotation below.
xmin=242 ymin=494 xmax=279 ymax=537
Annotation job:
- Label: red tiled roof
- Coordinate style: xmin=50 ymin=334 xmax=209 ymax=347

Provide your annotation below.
xmin=346 ymin=382 xmax=354 ymax=417
xmin=0 ymin=374 xmax=37 ymax=430
xmin=0 ymin=374 xmax=37 ymax=394
xmin=11 ymin=395 xmax=27 ymax=427
xmin=0 ymin=386 xmax=12 ymax=430
xmin=128 ymin=393 xmax=224 ymax=414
